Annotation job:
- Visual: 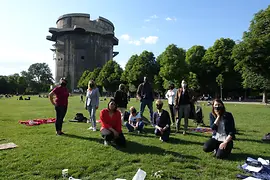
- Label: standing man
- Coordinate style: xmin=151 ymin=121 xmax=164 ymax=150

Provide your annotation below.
xmin=137 ymin=76 xmax=154 ymax=124
xmin=49 ymin=77 xmax=69 ymax=135
xmin=174 ymin=80 xmax=192 ymax=135
xmin=114 ymin=84 xmax=128 ymax=125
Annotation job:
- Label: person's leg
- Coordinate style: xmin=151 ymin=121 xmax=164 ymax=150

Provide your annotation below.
xmin=203 ymin=138 xmax=219 ymax=152
xmin=59 ymin=106 xmax=67 ymax=132
xmin=216 ymin=141 xmax=234 ymax=159
xmin=114 ymin=133 xmax=126 ymax=147
xmin=176 ymin=106 xmax=184 ymax=132
xmin=169 ymin=104 xmax=175 ymax=124
xmin=137 ymin=121 xmax=144 ymax=132
xmin=91 ymin=106 xmax=97 ymax=130
xmin=183 ymin=104 xmax=190 ymax=134
xmin=118 ymin=108 xmax=126 ymax=125
xmin=154 ymin=128 xmax=161 ymax=136
xmin=161 ymin=128 xmax=170 ymax=142
xmin=101 ymin=129 xmax=114 ymax=145
xmin=55 ymin=106 xmax=61 ymax=133
xmin=125 ymin=122 xmax=135 ymax=132
xmin=139 ymin=99 xmax=147 ymax=117
xmin=146 ymin=100 xmax=154 ymax=124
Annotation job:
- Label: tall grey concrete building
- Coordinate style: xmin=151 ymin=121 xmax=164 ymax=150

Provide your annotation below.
xmin=46 ymin=13 xmax=119 ymax=90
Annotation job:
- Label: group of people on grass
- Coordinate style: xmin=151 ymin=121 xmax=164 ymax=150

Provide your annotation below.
xmin=49 ymin=77 xmax=236 ymax=159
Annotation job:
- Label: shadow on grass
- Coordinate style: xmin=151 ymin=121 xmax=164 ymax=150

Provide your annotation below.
xmin=236 ymin=138 xmax=266 ymax=144
xmin=168 ymin=137 xmax=204 ymax=146
xmin=62 ymin=134 xmax=103 ymax=144
xmin=116 ymin=140 xmax=200 ymax=160
xmin=229 ymin=152 xmax=270 ymax=162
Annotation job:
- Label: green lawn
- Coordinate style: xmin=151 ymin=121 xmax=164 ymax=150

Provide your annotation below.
xmin=0 ymin=96 xmax=269 ymax=180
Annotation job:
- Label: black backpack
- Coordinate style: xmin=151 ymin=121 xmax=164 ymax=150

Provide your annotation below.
xmin=74 ymin=113 xmax=87 ymax=122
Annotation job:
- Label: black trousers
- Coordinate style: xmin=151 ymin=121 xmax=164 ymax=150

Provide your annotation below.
xmin=55 ymin=106 xmax=67 ymax=132
xmin=203 ymin=138 xmax=233 ymax=159
xmin=169 ymin=104 xmax=175 ymax=123
xmin=102 ymin=132 xmax=126 ymax=147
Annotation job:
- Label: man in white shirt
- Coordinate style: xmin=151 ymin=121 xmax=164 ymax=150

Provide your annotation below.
xmin=165 ymin=84 xmax=177 ymax=125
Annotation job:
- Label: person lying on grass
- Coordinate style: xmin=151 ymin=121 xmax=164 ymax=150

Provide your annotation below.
xmin=203 ymin=99 xmax=236 ymax=159
xmin=100 ymin=99 xmax=126 ymax=147
xmin=125 ymin=106 xmax=144 ymax=134
xmin=153 ymin=99 xmax=171 ymax=142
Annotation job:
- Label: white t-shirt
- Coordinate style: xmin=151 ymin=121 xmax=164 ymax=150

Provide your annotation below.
xmin=129 ymin=112 xmax=141 ymax=125
xmin=213 ymin=118 xmax=227 ymax=142
xmin=165 ymin=88 xmax=177 ymax=105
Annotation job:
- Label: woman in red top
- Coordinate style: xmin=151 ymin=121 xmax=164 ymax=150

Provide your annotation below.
xmin=100 ymin=99 xmax=126 ymax=147
xmin=49 ymin=77 xmax=69 ymax=135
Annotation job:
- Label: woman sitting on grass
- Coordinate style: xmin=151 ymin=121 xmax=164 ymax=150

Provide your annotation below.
xmin=100 ymin=99 xmax=126 ymax=147
xmin=203 ymin=99 xmax=236 ymax=159
xmin=125 ymin=106 xmax=144 ymax=133
xmin=153 ymin=99 xmax=171 ymax=142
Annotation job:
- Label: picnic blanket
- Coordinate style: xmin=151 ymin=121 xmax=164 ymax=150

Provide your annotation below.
xmin=189 ymin=127 xmax=213 ymax=134
xmin=19 ymin=118 xmax=56 ymax=126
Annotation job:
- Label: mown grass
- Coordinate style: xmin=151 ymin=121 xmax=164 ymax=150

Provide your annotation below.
xmin=0 ymin=96 xmax=269 ymax=180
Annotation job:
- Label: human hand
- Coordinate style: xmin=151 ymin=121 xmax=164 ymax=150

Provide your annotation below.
xmin=96 ymin=106 xmax=99 ymax=109
xmin=219 ymin=142 xmax=227 ymax=150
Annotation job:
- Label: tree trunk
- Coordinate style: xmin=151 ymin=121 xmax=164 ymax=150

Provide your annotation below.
xmin=262 ymin=90 xmax=268 ymax=103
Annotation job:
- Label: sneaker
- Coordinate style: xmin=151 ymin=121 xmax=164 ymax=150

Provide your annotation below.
xmin=104 ymin=140 xmax=108 ymax=146
xmin=92 ymin=127 xmax=97 ymax=131
xmin=87 ymin=120 xmax=90 ymax=123
xmin=137 ymin=131 xmax=140 ymax=134
xmin=183 ymin=131 xmax=186 ymax=135
xmin=88 ymin=126 xmax=93 ymax=130
xmin=159 ymin=137 xmax=164 ymax=142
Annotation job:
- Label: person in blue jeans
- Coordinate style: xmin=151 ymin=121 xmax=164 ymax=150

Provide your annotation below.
xmin=125 ymin=106 xmax=144 ymax=133
xmin=136 ymin=76 xmax=155 ymax=124
xmin=153 ymin=99 xmax=171 ymax=142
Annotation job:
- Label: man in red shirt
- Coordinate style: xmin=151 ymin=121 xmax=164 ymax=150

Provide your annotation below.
xmin=100 ymin=99 xmax=126 ymax=147
xmin=49 ymin=77 xmax=69 ymax=135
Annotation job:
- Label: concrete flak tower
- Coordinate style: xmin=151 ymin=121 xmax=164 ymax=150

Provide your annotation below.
xmin=46 ymin=13 xmax=119 ymax=91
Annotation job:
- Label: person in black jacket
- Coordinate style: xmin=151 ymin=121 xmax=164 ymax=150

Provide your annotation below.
xmin=203 ymin=99 xmax=236 ymax=159
xmin=153 ymin=99 xmax=171 ymax=142
xmin=114 ymin=84 xmax=128 ymax=125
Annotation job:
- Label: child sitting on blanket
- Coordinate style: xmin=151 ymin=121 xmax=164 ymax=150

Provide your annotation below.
xmin=125 ymin=106 xmax=144 ymax=133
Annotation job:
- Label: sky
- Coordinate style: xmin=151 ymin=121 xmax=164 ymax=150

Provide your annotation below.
xmin=0 ymin=0 xmax=270 ymax=78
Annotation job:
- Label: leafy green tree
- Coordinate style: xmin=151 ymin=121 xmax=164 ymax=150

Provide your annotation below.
xmin=121 ymin=55 xmax=139 ymax=83
xmin=77 ymin=70 xmax=91 ymax=88
xmin=233 ymin=5 xmax=270 ymax=103
xmin=158 ymin=44 xmax=187 ymax=88
xmin=96 ymin=60 xmax=123 ymax=92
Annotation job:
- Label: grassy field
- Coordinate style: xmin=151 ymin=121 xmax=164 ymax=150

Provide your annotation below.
xmin=0 ymin=96 xmax=269 ymax=180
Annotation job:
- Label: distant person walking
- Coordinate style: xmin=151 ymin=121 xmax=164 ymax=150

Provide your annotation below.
xmin=165 ymin=83 xmax=177 ymax=125
xmin=137 ymin=76 xmax=154 ymax=124
xmin=80 ymin=93 xmax=84 ymax=103
xmin=114 ymin=84 xmax=128 ymax=125
xmin=85 ymin=80 xmax=100 ymax=131
xmin=49 ymin=77 xmax=69 ymax=135
xmin=175 ymin=80 xmax=192 ymax=135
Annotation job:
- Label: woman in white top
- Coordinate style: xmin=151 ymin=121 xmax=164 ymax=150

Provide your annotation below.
xmin=165 ymin=84 xmax=177 ymax=125
xmin=85 ymin=80 xmax=100 ymax=131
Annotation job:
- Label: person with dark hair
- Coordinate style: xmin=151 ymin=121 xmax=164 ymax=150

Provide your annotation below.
xmin=49 ymin=77 xmax=69 ymax=135
xmin=137 ymin=76 xmax=155 ymax=124
xmin=114 ymin=84 xmax=128 ymax=125
xmin=153 ymin=99 xmax=171 ymax=142
xmin=165 ymin=83 xmax=177 ymax=125
xmin=100 ymin=99 xmax=126 ymax=147
xmin=125 ymin=106 xmax=144 ymax=133
xmin=174 ymin=80 xmax=192 ymax=135
xmin=203 ymin=99 xmax=236 ymax=159
xmin=85 ymin=80 xmax=100 ymax=131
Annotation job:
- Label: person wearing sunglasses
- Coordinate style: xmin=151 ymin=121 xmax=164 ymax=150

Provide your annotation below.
xmin=153 ymin=99 xmax=171 ymax=142
xmin=203 ymin=99 xmax=236 ymax=159
xmin=99 ymin=99 xmax=126 ymax=147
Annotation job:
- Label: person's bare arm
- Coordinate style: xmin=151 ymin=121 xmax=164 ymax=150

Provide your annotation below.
xmin=49 ymin=91 xmax=56 ymax=106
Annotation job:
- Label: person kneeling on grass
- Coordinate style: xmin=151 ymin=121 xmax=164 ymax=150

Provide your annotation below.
xmin=153 ymin=99 xmax=171 ymax=142
xmin=125 ymin=106 xmax=144 ymax=133
xmin=203 ymin=99 xmax=236 ymax=159
xmin=100 ymin=99 xmax=126 ymax=147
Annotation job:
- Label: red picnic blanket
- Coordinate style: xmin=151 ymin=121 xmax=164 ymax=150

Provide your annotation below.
xmin=19 ymin=118 xmax=56 ymax=126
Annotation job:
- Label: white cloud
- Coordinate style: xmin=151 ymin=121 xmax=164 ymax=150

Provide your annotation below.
xmin=140 ymin=36 xmax=159 ymax=44
xmin=150 ymin=15 xmax=158 ymax=19
xmin=120 ymin=34 xmax=131 ymax=41
xmin=144 ymin=19 xmax=151 ymax=22
xmin=128 ymin=40 xmax=141 ymax=46
xmin=165 ymin=17 xmax=177 ymax=21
